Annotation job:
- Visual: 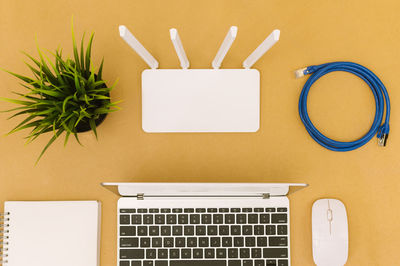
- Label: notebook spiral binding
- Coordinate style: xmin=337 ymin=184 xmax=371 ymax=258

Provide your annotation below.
xmin=0 ymin=212 xmax=10 ymax=265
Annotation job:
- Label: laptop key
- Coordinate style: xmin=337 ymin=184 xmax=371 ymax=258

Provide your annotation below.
xmin=152 ymin=237 xmax=162 ymax=247
xmin=140 ymin=238 xmax=150 ymax=247
xmin=167 ymin=214 xmax=177 ymax=224
xmin=254 ymin=225 xmax=264 ymax=235
xmin=155 ymin=214 xmax=165 ymax=224
xmin=263 ymin=248 xmax=288 ymax=258
xmin=158 ymin=249 xmax=168 ymax=258
xmin=243 ymin=225 xmax=252 ymax=235
xmin=172 ymin=208 xmax=182 ymax=213
xmin=196 ymin=225 xmax=206 ymax=235
xmin=219 ymin=208 xmax=229 ymax=212
xmin=190 ymin=214 xmax=200 ymax=224
xmin=220 ymin=225 xmax=229 ymax=235
xmin=228 ymin=260 xmax=241 ymax=266
xmin=193 ymin=248 xmax=203 ymax=258
xmin=120 ymin=249 xmax=144 ymax=259
xmin=196 ymin=208 xmax=206 ymax=213
xmin=187 ymin=237 xmax=197 ymax=247
xmin=207 ymin=208 xmax=217 ymax=212
xmin=252 ymin=248 xmax=262 ymax=258
xmin=121 ymin=209 xmax=136 ymax=213
xmin=234 ymin=237 xmax=244 ymax=247
xmin=120 ymin=237 xmax=138 ymax=247
xmin=181 ymin=248 xmax=191 ymax=258
xmin=277 ymin=259 xmax=289 ymax=266
xmin=161 ymin=208 xmax=171 ymax=213
xmin=211 ymin=237 xmax=221 ymax=247
xmin=228 ymin=248 xmax=238 ymax=258
xmin=243 ymin=260 xmax=253 ymax=266
xmin=132 ymin=215 xmax=142 ymax=224
xmin=277 ymin=225 xmax=287 ymax=235
xmin=149 ymin=208 xmax=159 ymax=213
xmin=245 ymin=237 xmax=256 ymax=247
xmin=199 ymin=237 xmax=209 ymax=247
xmin=176 ymin=237 xmax=185 ymax=247
xmin=225 ymin=214 xmax=235 ymax=224
xmin=237 ymin=214 xmax=246 ymax=224
xmin=222 ymin=236 xmax=232 ymax=247
xmin=213 ymin=214 xmax=223 ymax=224
xmin=143 ymin=261 xmax=153 ymax=266
xmin=120 ymin=226 xmax=135 ymax=236
xmin=119 ymin=261 xmax=130 ymax=266
xmin=208 ymin=225 xmax=218 ymax=235
xmin=248 ymin=214 xmax=258 ymax=224
xmin=149 ymin=226 xmax=159 ymax=236
xmin=231 ymin=225 xmax=241 ymax=235
xmin=266 ymin=225 xmax=276 ymax=235
xmin=131 ymin=262 xmax=141 ymax=266
xmin=254 ymin=208 xmax=264 ymax=212
xmin=266 ymin=260 xmax=276 ymax=266
xmin=205 ymin=248 xmax=215 ymax=258
xmin=138 ymin=209 xmax=147 ymax=213
xmin=161 ymin=226 xmax=171 ymax=236
xmin=120 ymin=215 xmax=130 ymax=224
xmin=269 ymin=237 xmax=288 ymax=247
xmin=172 ymin=225 xmax=183 ymax=235
xmin=271 ymin=214 xmax=287 ymax=224
xmin=257 ymin=237 xmax=268 ymax=247
xmin=201 ymin=214 xmax=212 ymax=224
xmin=184 ymin=225 xmax=194 ymax=235
xmin=170 ymin=261 xmax=225 ymax=266
xmin=178 ymin=214 xmax=188 ymax=224
xmin=164 ymin=237 xmax=174 ymax=247
xmin=216 ymin=248 xmax=226 ymax=258
xmin=277 ymin=208 xmax=287 ymax=212
xmin=170 ymin=249 xmax=180 ymax=258
xmin=254 ymin=260 xmax=265 ymax=266
xmin=265 ymin=208 xmax=276 ymax=212
xmin=146 ymin=249 xmax=156 ymax=259
xmin=184 ymin=208 xmax=194 ymax=213
xmin=138 ymin=226 xmax=147 ymax=236
xmin=260 ymin=214 xmax=270 ymax=224
xmin=155 ymin=262 xmax=168 ymax=266
xmin=240 ymin=248 xmax=250 ymax=258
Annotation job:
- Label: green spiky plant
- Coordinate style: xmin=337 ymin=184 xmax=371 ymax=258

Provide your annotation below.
xmin=1 ymin=22 xmax=119 ymax=163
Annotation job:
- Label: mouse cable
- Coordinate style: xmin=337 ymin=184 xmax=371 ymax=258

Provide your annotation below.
xmin=295 ymin=61 xmax=390 ymax=151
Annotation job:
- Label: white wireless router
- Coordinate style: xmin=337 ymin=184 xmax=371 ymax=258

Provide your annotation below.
xmin=119 ymin=25 xmax=280 ymax=133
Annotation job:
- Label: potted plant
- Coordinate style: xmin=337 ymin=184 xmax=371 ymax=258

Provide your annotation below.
xmin=1 ymin=22 xmax=119 ymax=163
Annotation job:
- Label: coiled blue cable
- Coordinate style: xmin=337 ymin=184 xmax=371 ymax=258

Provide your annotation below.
xmin=297 ymin=61 xmax=390 ymax=151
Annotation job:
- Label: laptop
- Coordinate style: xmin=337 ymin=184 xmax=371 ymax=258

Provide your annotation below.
xmin=102 ymin=183 xmax=307 ymax=266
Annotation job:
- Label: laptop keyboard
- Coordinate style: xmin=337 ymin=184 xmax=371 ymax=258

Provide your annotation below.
xmin=119 ymin=207 xmax=289 ymax=266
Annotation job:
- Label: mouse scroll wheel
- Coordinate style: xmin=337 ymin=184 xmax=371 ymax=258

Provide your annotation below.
xmin=327 ymin=209 xmax=333 ymax=221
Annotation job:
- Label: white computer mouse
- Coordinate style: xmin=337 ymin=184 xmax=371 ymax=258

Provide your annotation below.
xmin=312 ymin=198 xmax=348 ymax=266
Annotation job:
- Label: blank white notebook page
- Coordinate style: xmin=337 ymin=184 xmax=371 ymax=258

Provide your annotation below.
xmin=4 ymin=201 xmax=101 ymax=266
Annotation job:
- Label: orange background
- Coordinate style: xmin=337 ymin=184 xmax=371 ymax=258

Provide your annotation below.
xmin=1 ymin=0 xmax=399 ymax=265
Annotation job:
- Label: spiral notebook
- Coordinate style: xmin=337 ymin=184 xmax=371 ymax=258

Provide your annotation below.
xmin=1 ymin=201 xmax=101 ymax=266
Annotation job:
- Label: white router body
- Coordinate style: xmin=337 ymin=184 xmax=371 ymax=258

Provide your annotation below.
xmin=119 ymin=26 xmax=279 ymax=133
xmin=142 ymin=69 xmax=259 ymax=132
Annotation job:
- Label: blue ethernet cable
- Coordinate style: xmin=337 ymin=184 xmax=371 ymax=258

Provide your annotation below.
xmin=296 ymin=61 xmax=390 ymax=151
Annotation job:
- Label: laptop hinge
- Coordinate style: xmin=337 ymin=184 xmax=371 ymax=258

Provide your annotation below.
xmin=137 ymin=193 xmax=144 ymax=200
xmin=262 ymin=193 xmax=270 ymax=199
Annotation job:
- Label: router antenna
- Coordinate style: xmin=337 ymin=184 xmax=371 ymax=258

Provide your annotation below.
xmin=170 ymin=28 xmax=190 ymax=69
xmin=242 ymin=29 xmax=280 ymax=69
xmin=119 ymin=25 xmax=159 ymax=69
xmin=212 ymin=26 xmax=238 ymax=69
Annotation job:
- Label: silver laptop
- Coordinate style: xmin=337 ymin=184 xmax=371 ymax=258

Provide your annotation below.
xmin=102 ymin=182 xmax=307 ymax=266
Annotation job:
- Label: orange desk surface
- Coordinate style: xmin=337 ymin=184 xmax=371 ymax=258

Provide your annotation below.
xmin=1 ymin=0 xmax=399 ymax=265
